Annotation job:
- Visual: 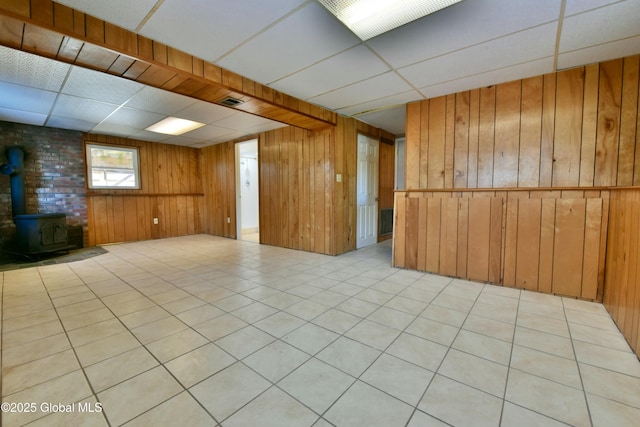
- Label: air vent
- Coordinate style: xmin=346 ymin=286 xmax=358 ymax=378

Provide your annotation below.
xmin=217 ymin=96 xmax=245 ymax=107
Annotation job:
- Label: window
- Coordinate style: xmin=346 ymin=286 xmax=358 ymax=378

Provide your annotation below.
xmin=86 ymin=144 xmax=140 ymax=189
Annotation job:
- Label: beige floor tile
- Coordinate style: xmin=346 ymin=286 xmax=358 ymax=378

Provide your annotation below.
xmin=278 ymin=358 xmax=355 ymax=413
xmin=317 ymin=336 xmax=381 ymax=376
xmin=27 ymin=396 xmax=108 ymax=427
xmin=123 ymin=391 xmax=215 ymax=427
xmin=192 ymin=314 xmax=248 ymax=341
xmin=470 ymin=300 xmax=518 ymax=324
xmin=284 ymin=299 xmax=329 ymax=320
xmin=282 ymin=322 xmax=339 ymax=355
xmin=2 ymin=308 xmax=58 ymax=333
xmin=419 ymin=304 xmax=467 ymax=327
xmin=84 ymin=347 xmax=159 ymax=392
xmin=118 ymin=305 xmax=172 ymax=329
xmin=211 ymin=294 xmax=254 ymax=312
xmin=336 ymin=297 xmax=380 ymax=317
xmin=367 ymin=306 xmax=416 ymax=330
xmin=67 ymin=318 xmax=127 ymax=347
xmin=2 ymin=349 xmax=80 ymax=396
xmin=98 ymin=366 xmax=183 ymax=426
xmin=224 ymin=386 xmax=318 ymax=427
xmin=406 ymin=410 xmax=450 ymax=426
xmin=176 ymin=304 xmax=225 ymax=326
xmin=513 ymin=326 xmax=575 ymax=360
xmin=580 ymin=363 xmax=640 ymax=408
xmin=419 ymin=374 xmax=502 ymax=427
xmin=431 ymin=293 xmax=475 ymax=313
xmin=587 ymin=392 xmax=640 ymax=427
xmin=452 ymin=329 xmax=512 ymax=365
xmin=345 ymin=319 xmax=401 ymax=350
xmin=398 ymin=287 xmax=438 ymax=304
xmin=500 ymin=401 xmax=568 ymax=427
xmin=131 ymin=317 xmax=189 ymax=344
xmin=506 ymin=369 xmax=591 ymax=426
xmin=463 ymin=314 xmax=515 ymax=342
xmin=565 ymin=308 xmax=619 ymax=332
xmin=109 ymin=297 xmax=157 ymax=317
xmin=75 ymin=331 xmax=141 ymax=367
xmin=438 ymin=348 xmax=508 ymax=397
xmin=148 ymin=288 xmax=189 ymax=305
xmin=146 ymin=328 xmax=209 ymax=362
xmin=387 ymin=332 xmax=448 ymax=371
xmin=309 ymin=290 xmax=350 ymax=307
xmin=165 ymin=343 xmax=235 ymax=388
xmin=254 ymin=311 xmax=305 ymax=338
xmin=59 ymin=307 xmax=115 ymax=331
xmin=517 ymin=311 xmax=570 ymax=338
xmin=243 ymin=340 xmax=309 ymax=382
xmin=2 ymin=319 xmax=64 ymax=348
xmin=405 ymin=317 xmax=459 ymax=346
xmin=511 ymin=345 xmax=582 ymax=389
xmin=325 ymin=380 xmax=414 ymax=427
xmin=518 ymin=299 xmax=566 ymax=320
xmin=215 ymin=325 xmax=275 ymax=359
xmin=383 ymin=295 xmax=428 ymax=315
xmin=573 ymin=340 xmax=640 ymax=377
xmin=2 ymin=333 xmax=71 ymax=368
xmin=190 ymin=362 xmax=270 ymax=421
xmin=361 ymin=354 xmax=434 ymax=406
xmin=312 ymin=308 xmax=362 ymax=334
xmin=569 ymin=322 xmax=632 ymax=352
xmin=161 ymin=295 xmax=207 ymax=315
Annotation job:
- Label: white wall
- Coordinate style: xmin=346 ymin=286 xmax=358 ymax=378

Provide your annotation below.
xmin=239 ymin=156 xmax=259 ymax=230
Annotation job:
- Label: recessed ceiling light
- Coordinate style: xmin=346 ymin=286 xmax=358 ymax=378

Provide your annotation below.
xmin=318 ymin=0 xmax=462 ymax=41
xmin=145 ymin=117 xmax=206 ymax=135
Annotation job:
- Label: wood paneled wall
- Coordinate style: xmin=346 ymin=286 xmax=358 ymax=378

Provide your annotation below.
xmin=200 ymin=141 xmax=237 ymax=239
xmin=85 ymin=135 xmax=203 ymax=245
xmin=378 ymin=139 xmax=396 ymax=241
xmin=405 ymin=55 xmax=640 ymax=190
xmin=394 ymin=190 xmax=609 ymax=301
xmin=604 ymin=188 xmax=640 ymax=355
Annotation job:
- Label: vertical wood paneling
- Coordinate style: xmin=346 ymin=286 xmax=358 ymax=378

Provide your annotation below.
xmin=477 ymin=86 xmax=496 ymax=187
xmin=595 ymin=59 xmax=623 ymax=186
xmin=494 ymin=80 xmax=521 ymax=187
xmin=454 ymin=92 xmax=470 ymax=188
xmin=618 ymin=56 xmax=639 ymax=186
xmin=419 ymin=101 xmax=430 ymax=189
xmin=515 ymin=198 xmax=541 ymax=290
xmin=428 ymin=97 xmax=446 ymax=189
xmin=468 ymin=89 xmax=480 ymax=188
xmin=406 ymin=102 xmax=421 ymax=189
xmin=553 ymin=68 xmax=584 ymax=187
xmin=580 ymin=64 xmax=599 ymax=186
xmin=519 ymin=76 xmax=542 ymax=187
xmin=467 ymin=197 xmax=491 ymax=282
xmin=552 ymin=199 xmax=586 ymax=297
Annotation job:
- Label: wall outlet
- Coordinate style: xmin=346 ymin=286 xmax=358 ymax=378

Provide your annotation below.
xmin=227 ymin=217 xmax=231 ymax=223
xmin=336 ymin=173 xmax=342 ymax=183
xmin=153 ymin=217 xmax=159 ymax=225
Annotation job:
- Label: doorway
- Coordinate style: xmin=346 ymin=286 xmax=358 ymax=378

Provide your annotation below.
xmin=236 ymin=139 xmax=260 ymax=243
xmin=356 ymin=133 xmax=380 ymax=249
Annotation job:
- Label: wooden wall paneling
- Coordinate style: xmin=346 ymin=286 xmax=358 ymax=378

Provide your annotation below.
xmin=493 ymin=80 xmax=521 ymax=188
xmin=314 ymin=132 xmax=326 ymax=254
xmin=405 ymin=194 xmax=419 ymax=269
xmin=419 ymin=101 xmax=430 ymax=188
xmin=623 ymin=200 xmax=639 ymax=336
xmin=502 ymin=193 xmax=519 ymax=286
xmin=477 ymin=86 xmax=496 ymax=187
xmin=467 ymin=89 xmax=480 ymax=188
xmin=334 ymin=120 xmax=345 ymax=253
xmin=538 ymin=197 xmax=556 ymax=294
xmin=553 ymin=68 xmax=584 ymax=187
xmin=302 ymin=134 xmax=311 ymax=251
xmin=280 ymin=136 xmax=290 ymax=247
xmin=580 ymin=64 xmax=600 ymax=187
xmin=393 ymin=193 xmax=406 ymax=268
xmin=324 ymin=132 xmax=334 ymax=254
xmin=137 ymin=196 xmax=150 ymax=240
xmin=515 ymin=198 xmax=542 ymax=290
xmin=595 ymin=59 xmax=623 ymax=186
xmin=123 ymin=196 xmax=138 ymax=241
xmin=425 ymin=197 xmax=442 ymax=272
xmin=552 ymin=199 xmax=586 ymax=297
xmin=540 ymin=73 xmax=557 ymax=187
xmin=406 ymin=102 xmax=421 ymax=189
xmin=457 ymin=197 xmax=469 ymax=278
xmin=518 ymin=76 xmax=543 ymax=187
xmin=306 ymin=132 xmax=315 ymax=251
xmin=618 ymin=56 xmax=640 ymax=186
xmin=467 ymin=197 xmax=491 ymax=282
xmin=444 ymin=94 xmax=456 ymax=188
xmin=454 ymin=92 xmax=470 ymax=188
xmin=439 ymin=196 xmax=458 ymax=276
xmin=597 ymin=194 xmax=610 ymax=301
xmin=417 ymin=196 xmax=428 ymax=272
xmin=581 ymin=197 xmax=604 ymax=300
xmin=488 ymin=196 xmax=503 ymax=284
xmin=428 ymin=97 xmax=446 ymax=189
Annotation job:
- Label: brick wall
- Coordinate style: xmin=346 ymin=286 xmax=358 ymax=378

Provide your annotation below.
xmin=0 ymin=121 xmax=87 ymax=249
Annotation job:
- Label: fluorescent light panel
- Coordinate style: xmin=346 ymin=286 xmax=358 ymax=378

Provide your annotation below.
xmin=145 ymin=117 xmax=206 ymax=135
xmin=318 ymin=0 xmax=462 ymax=40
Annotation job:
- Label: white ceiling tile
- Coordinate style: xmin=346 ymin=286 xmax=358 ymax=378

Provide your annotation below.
xmin=217 ymin=2 xmax=360 ymax=84
xmin=128 ymin=130 xmax=172 ymax=143
xmin=161 ymin=135 xmax=202 ymax=146
xmin=100 ymin=107 xmax=165 ymax=130
xmin=309 ymin=72 xmax=413 ymax=110
xmin=0 ymin=46 xmax=70 ymax=91
xmin=0 ymin=107 xmax=47 ymax=126
xmin=559 ymin=1 xmax=640 ymax=53
xmin=46 ymin=116 xmax=98 ymax=132
xmin=91 ymin=123 xmax=138 ymax=138
xmin=140 ymin=0 xmax=307 ymax=62
xmin=336 ymin=90 xmax=422 ymax=116
xmin=174 ymin=102 xmax=237 ymax=125
xmin=125 ymin=87 xmax=197 ymax=115
xmin=355 ymin=105 xmax=407 ymax=136
xmin=399 ymin=23 xmax=557 ymax=89
xmin=55 ymin=0 xmax=157 ymax=31
xmin=51 ymin=94 xmax=119 ymax=123
xmin=62 ymin=66 xmax=144 ymax=105
xmin=182 ymin=124 xmax=238 ymax=140
xmin=564 ymin=0 xmax=620 ymax=16
xmin=366 ymin=0 xmax=561 ymax=68
xmin=418 ymin=57 xmax=554 ymax=99
xmin=269 ymin=45 xmax=390 ymax=99
xmin=246 ymin=122 xmax=288 ymax=134
xmin=558 ymin=35 xmax=640 ymax=70
xmin=0 ymin=82 xmax=57 ymax=114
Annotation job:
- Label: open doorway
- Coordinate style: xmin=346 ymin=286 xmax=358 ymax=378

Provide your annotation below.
xmin=235 ymin=139 xmax=260 ymax=243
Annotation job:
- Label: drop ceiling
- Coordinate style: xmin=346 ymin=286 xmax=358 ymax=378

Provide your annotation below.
xmin=1 ymin=0 xmax=639 ymax=146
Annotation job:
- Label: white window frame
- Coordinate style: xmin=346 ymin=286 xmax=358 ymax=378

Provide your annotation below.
xmin=86 ymin=144 xmax=141 ymax=189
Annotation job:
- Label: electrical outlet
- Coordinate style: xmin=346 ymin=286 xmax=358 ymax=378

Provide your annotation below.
xmin=153 ymin=217 xmax=159 ymax=225
xmin=336 ymin=173 xmax=342 ymax=182
xmin=227 ymin=217 xmax=231 ymax=223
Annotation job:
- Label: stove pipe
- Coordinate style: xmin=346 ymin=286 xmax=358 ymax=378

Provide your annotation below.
xmin=1 ymin=146 xmax=27 ymax=219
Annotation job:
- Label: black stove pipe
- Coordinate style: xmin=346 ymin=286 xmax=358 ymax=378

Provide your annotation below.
xmin=1 ymin=146 xmax=27 ymax=219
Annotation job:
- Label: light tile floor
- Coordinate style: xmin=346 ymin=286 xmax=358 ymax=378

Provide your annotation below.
xmin=1 ymin=235 xmax=639 ymax=426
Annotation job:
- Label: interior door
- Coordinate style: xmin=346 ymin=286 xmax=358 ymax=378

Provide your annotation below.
xmin=357 ymin=133 xmax=379 ymax=248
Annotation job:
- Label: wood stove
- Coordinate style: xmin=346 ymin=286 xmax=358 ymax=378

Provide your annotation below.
xmin=14 ymin=213 xmax=69 ymax=254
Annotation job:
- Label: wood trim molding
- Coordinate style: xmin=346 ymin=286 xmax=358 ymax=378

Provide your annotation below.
xmin=0 ymin=0 xmax=337 ymax=131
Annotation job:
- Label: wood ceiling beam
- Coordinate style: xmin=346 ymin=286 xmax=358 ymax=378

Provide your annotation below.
xmin=0 ymin=0 xmax=337 ymax=131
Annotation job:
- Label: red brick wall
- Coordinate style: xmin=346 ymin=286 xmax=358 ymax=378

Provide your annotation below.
xmin=0 ymin=121 xmax=87 ymax=249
